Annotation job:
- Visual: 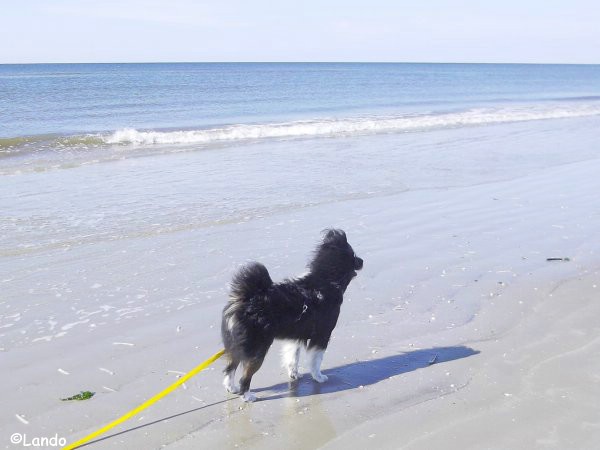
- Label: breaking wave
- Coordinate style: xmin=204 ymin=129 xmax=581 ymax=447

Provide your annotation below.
xmin=101 ymin=103 xmax=600 ymax=146
xmin=3 ymin=102 xmax=600 ymax=156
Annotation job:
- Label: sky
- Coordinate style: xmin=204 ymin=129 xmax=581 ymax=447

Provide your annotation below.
xmin=2 ymin=0 xmax=599 ymax=64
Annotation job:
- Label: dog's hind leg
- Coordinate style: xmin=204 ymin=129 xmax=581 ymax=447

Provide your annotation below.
xmin=239 ymin=356 xmax=265 ymax=402
xmin=223 ymin=357 xmax=241 ymax=394
xmin=281 ymin=340 xmax=302 ymax=380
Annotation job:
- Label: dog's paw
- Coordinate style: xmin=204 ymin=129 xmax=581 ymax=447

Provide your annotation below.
xmin=223 ymin=377 xmax=241 ymax=394
xmin=241 ymin=391 xmax=257 ymax=402
xmin=311 ymin=373 xmax=328 ymax=383
xmin=288 ymin=368 xmax=300 ymax=380
xmin=226 ymin=385 xmax=241 ymax=395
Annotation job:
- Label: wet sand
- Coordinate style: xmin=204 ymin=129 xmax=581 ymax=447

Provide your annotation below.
xmin=2 ymin=156 xmax=600 ymax=449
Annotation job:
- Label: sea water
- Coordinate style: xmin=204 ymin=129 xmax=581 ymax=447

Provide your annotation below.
xmin=1 ymin=63 xmax=600 ymax=255
xmin=3 ymin=63 xmax=600 ymax=149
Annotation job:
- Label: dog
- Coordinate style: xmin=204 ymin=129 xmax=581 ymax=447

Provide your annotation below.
xmin=221 ymin=229 xmax=363 ymax=402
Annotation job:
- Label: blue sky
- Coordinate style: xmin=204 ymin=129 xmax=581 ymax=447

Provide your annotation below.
xmin=2 ymin=0 xmax=599 ymax=64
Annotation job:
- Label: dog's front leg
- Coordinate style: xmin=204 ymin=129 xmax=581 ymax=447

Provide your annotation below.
xmin=308 ymin=346 xmax=328 ymax=383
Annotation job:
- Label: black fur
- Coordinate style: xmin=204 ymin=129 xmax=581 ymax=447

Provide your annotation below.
xmin=221 ymin=229 xmax=363 ymax=400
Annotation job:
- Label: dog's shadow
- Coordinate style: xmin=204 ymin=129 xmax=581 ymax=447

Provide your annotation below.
xmin=77 ymin=346 xmax=478 ymax=447
xmin=255 ymin=346 xmax=479 ymax=401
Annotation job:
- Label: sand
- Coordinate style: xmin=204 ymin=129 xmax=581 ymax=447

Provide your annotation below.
xmin=2 ymin=153 xmax=600 ymax=449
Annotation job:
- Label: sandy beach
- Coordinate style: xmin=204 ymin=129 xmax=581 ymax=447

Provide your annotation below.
xmin=2 ymin=135 xmax=600 ymax=449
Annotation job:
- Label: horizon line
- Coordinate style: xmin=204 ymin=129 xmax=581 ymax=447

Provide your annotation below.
xmin=1 ymin=61 xmax=600 ymax=66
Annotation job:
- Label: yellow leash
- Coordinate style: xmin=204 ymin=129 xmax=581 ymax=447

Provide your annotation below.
xmin=62 ymin=348 xmax=225 ymax=450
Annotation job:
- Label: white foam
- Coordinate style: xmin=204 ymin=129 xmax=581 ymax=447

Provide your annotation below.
xmin=102 ymin=103 xmax=600 ymax=146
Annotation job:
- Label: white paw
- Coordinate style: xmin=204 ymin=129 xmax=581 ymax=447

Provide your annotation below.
xmin=223 ymin=377 xmax=241 ymax=394
xmin=311 ymin=373 xmax=328 ymax=383
xmin=288 ymin=368 xmax=300 ymax=380
xmin=225 ymin=384 xmax=241 ymax=394
xmin=242 ymin=391 xmax=257 ymax=402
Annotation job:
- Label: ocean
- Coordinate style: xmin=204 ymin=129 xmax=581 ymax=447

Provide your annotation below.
xmin=2 ymin=63 xmax=600 ymax=149
xmin=1 ymin=63 xmax=600 ymax=255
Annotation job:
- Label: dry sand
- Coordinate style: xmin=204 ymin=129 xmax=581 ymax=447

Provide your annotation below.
xmin=2 ymin=157 xmax=600 ymax=449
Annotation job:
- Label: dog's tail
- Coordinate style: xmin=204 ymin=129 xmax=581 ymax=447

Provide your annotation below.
xmin=222 ymin=263 xmax=273 ymax=339
xmin=229 ymin=262 xmax=273 ymax=302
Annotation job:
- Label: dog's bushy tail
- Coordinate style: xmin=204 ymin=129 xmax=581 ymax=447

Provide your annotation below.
xmin=222 ymin=263 xmax=273 ymax=342
xmin=222 ymin=263 xmax=273 ymax=360
xmin=229 ymin=262 xmax=273 ymax=301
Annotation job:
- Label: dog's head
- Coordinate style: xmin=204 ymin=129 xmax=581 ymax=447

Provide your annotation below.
xmin=309 ymin=229 xmax=363 ymax=289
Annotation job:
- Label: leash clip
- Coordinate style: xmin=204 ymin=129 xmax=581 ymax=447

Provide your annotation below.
xmin=296 ymin=303 xmax=308 ymax=321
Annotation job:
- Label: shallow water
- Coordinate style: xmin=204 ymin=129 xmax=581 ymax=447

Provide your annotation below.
xmin=2 ymin=113 xmax=600 ymax=257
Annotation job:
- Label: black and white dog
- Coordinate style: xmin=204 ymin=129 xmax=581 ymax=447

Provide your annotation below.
xmin=221 ymin=229 xmax=363 ymax=401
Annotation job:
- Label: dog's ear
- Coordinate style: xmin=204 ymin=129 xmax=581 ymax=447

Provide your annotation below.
xmin=323 ymin=229 xmax=347 ymax=245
